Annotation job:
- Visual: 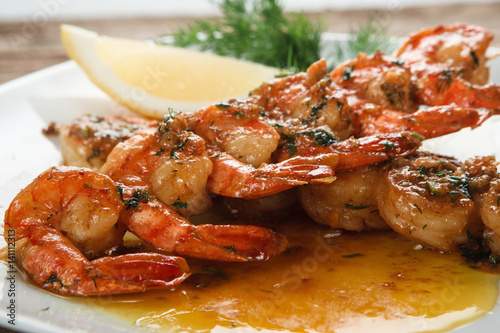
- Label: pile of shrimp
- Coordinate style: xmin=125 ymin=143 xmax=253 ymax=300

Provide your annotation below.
xmin=4 ymin=23 xmax=500 ymax=296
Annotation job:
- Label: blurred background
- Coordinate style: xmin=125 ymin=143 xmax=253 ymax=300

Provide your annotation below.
xmin=1 ymin=0 xmax=500 ymax=83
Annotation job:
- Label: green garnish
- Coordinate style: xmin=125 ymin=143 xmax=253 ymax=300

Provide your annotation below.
xmin=170 ymin=138 xmax=190 ymax=159
xmin=284 ymin=134 xmax=297 ymax=157
xmin=344 ymin=203 xmax=369 ymax=210
xmin=163 ymin=0 xmax=322 ymax=72
xmin=426 ymin=181 xmax=441 ymax=196
xmin=336 ymin=18 xmax=390 ymax=62
xmin=381 ymin=139 xmax=395 ymax=149
xmin=159 ymin=0 xmax=390 ymax=72
xmin=172 ymin=201 xmax=188 ymax=209
xmin=117 ymin=186 xmax=152 ymax=209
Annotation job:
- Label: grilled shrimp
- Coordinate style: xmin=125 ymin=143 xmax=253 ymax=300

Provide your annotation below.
xmin=393 ymin=23 xmax=500 ymax=112
xmin=393 ymin=23 xmax=493 ymax=85
xmin=377 ymin=153 xmax=482 ymax=252
xmin=249 ymin=59 xmax=354 ymax=140
xmin=298 ymin=164 xmax=388 ymax=231
xmin=298 ymin=152 xmax=500 ymax=256
xmin=273 ymin=130 xmax=422 ymax=172
xmin=100 ymin=112 xmax=288 ymax=261
xmin=60 ymin=114 xmax=158 ymax=170
xmin=3 ymin=166 xmax=190 ymax=296
xmin=188 ymin=100 xmax=340 ymax=199
xmin=330 ymin=51 xmax=495 ymax=138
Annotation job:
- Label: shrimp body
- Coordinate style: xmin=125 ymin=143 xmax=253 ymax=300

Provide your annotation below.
xmin=250 ymin=59 xmax=354 ymax=140
xmin=330 ymin=52 xmax=414 ymax=112
xmin=356 ymin=104 xmax=491 ymax=138
xmin=101 ymin=113 xmax=288 ymax=261
xmin=413 ymin=71 xmax=500 ymax=111
xmin=101 ymin=113 xmax=213 ymax=217
xmin=330 ymin=51 xmax=495 ymax=139
xmin=377 ymin=154 xmax=478 ymax=252
xmin=4 ymin=166 xmax=190 ymax=296
xmin=60 ymin=114 xmax=158 ymax=170
xmin=393 ymin=23 xmax=493 ymax=85
xmin=207 ymin=152 xmax=337 ymax=199
xmin=298 ymin=165 xmax=388 ymax=231
xmin=274 ymin=131 xmax=422 ymax=172
xmin=189 ymin=101 xmax=280 ymax=167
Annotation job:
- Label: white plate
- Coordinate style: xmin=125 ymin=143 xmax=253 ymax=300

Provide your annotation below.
xmin=1 ymin=35 xmax=500 ymax=333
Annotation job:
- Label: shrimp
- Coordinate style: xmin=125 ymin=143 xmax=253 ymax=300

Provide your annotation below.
xmin=463 ymin=156 xmax=500 ymax=256
xmin=100 ymin=112 xmax=288 ymax=261
xmin=355 ymin=104 xmax=491 ymax=138
xmin=207 ymin=152 xmax=337 ymax=199
xmin=188 ymin=99 xmax=341 ymax=199
xmin=298 ymin=151 xmax=500 ymax=256
xmin=411 ymin=70 xmax=500 ymax=111
xmin=249 ymin=59 xmax=354 ymax=140
xmin=273 ymin=130 xmax=422 ymax=172
xmin=297 ymin=164 xmax=388 ymax=231
xmin=3 ymin=166 xmax=190 ymax=296
xmin=100 ymin=112 xmax=212 ymax=217
xmin=330 ymin=52 xmax=414 ymax=113
xmin=60 ymin=114 xmax=158 ymax=170
xmin=377 ymin=153 xmax=481 ymax=252
xmin=393 ymin=23 xmax=493 ymax=85
xmin=188 ymin=101 xmax=280 ymax=167
xmin=330 ymin=52 xmax=495 ymax=138
xmin=393 ymin=23 xmax=500 ymax=112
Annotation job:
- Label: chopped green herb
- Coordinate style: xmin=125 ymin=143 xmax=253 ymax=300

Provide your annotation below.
xmin=170 ymin=138 xmax=190 ymax=159
xmin=437 ymin=70 xmax=453 ymax=93
xmin=342 ymin=65 xmax=354 ymax=80
xmin=163 ymin=0 xmax=322 ymax=72
xmin=284 ymin=135 xmax=297 ymax=157
xmin=411 ymin=132 xmax=426 ymax=141
xmin=470 ymin=50 xmax=479 ymax=69
xmin=215 ymin=102 xmax=231 ymax=108
xmin=172 ymin=201 xmax=188 ymax=209
xmin=345 ymin=203 xmax=369 ymax=210
xmin=310 ymin=100 xmax=327 ymax=117
xmin=234 ymin=110 xmax=245 ymax=119
xmin=117 ymin=186 xmax=152 ymax=209
xmin=414 ymin=204 xmax=422 ymax=214
xmin=381 ymin=139 xmax=395 ymax=149
xmin=426 ymin=181 xmax=441 ymax=196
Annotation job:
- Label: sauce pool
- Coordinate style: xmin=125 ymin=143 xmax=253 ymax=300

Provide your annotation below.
xmin=82 ymin=211 xmax=500 ymax=332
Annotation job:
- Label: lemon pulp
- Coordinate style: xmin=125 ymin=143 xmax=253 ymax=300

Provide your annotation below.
xmin=61 ymin=24 xmax=279 ymax=117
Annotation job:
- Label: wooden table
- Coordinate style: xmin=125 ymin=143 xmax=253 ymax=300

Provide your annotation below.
xmin=1 ymin=3 xmax=500 ymax=84
xmin=1 ymin=3 xmax=500 ymax=333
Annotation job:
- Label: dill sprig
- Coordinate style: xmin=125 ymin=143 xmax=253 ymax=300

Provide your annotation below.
xmin=156 ymin=1 xmax=390 ymax=72
xmin=157 ymin=0 xmax=322 ymax=72
xmin=331 ymin=18 xmax=391 ymax=65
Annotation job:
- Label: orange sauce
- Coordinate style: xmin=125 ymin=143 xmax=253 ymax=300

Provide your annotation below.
xmin=83 ymin=211 xmax=500 ymax=332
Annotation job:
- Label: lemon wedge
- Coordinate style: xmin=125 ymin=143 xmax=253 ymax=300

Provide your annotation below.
xmin=60 ymin=24 xmax=280 ymax=118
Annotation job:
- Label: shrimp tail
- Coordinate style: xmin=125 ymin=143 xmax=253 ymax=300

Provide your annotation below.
xmin=334 ymin=132 xmax=422 ymax=171
xmin=19 ymin=228 xmax=190 ymax=296
xmin=174 ymin=224 xmax=289 ymax=262
xmin=416 ymin=73 xmax=500 ymax=111
xmin=122 ymin=200 xmax=288 ymax=262
xmin=207 ymin=152 xmax=337 ymax=199
xmin=358 ymin=105 xmax=491 ymax=139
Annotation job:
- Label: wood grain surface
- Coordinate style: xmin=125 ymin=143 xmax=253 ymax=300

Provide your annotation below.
xmin=1 ymin=3 xmax=500 ymax=84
